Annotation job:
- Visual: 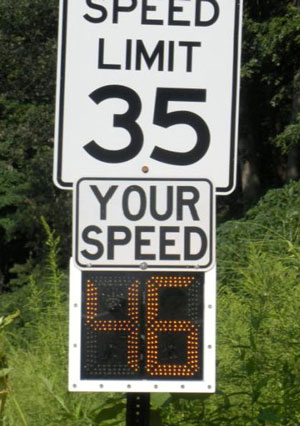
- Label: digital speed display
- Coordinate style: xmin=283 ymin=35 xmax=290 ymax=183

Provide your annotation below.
xmin=81 ymin=272 xmax=204 ymax=380
xmin=68 ymin=260 xmax=216 ymax=393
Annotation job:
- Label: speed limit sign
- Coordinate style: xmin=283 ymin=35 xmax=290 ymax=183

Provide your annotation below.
xmin=54 ymin=0 xmax=243 ymax=194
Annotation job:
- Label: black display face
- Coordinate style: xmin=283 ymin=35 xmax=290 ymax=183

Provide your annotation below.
xmin=81 ymin=272 xmax=204 ymax=380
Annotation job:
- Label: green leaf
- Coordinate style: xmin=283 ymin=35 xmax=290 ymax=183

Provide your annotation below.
xmin=257 ymin=409 xmax=281 ymax=423
xmin=151 ymin=393 xmax=170 ymax=408
xmin=0 ymin=368 xmax=10 ymax=378
xmin=94 ymin=403 xmax=125 ymax=423
xmin=0 ymin=310 xmax=20 ymax=330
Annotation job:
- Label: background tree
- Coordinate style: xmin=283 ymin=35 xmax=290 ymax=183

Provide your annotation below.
xmin=238 ymin=0 xmax=300 ymax=207
xmin=0 ymin=0 xmax=71 ymax=290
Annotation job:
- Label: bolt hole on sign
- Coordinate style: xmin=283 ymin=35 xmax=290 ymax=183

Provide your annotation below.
xmin=54 ymin=0 xmax=243 ymax=193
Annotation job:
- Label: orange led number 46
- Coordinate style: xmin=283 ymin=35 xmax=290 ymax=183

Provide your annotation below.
xmin=68 ymin=260 xmax=216 ymax=393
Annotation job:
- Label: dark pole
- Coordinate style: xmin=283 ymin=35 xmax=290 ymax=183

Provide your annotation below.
xmin=126 ymin=393 xmax=150 ymax=426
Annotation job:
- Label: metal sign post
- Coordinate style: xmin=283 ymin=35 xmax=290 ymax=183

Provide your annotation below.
xmin=126 ymin=394 xmax=150 ymax=426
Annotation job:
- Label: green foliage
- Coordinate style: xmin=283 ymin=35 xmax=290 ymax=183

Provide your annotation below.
xmin=0 ymin=96 xmax=72 ymax=285
xmin=0 ymin=222 xmax=126 ymax=425
xmin=274 ymin=114 xmax=300 ymax=154
xmin=242 ymin=2 xmax=300 ymax=92
xmin=155 ymin=181 xmax=300 ymax=425
xmin=2 ymin=183 xmax=300 ymax=425
xmin=239 ymin=1 xmax=300 ymax=194
xmin=0 ymin=99 xmax=54 ymax=241
xmin=40 ymin=216 xmax=65 ymax=310
xmin=0 ymin=311 xmax=19 ymax=419
xmin=217 ymin=181 xmax=300 ymax=288
xmin=0 ymin=0 xmax=71 ymax=286
xmin=0 ymin=0 xmax=58 ymax=104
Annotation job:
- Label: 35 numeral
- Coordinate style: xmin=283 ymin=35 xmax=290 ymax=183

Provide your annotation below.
xmin=84 ymin=86 xmax=210 ymax=165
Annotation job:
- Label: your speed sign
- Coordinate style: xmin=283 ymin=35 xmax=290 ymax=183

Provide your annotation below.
xmin=54 ymin=0 xmax=243 ymax=193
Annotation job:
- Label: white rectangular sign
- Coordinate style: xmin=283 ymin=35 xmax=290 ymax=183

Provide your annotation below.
xmin=68 ymin=259 xmax=216 ymax=393
xmin=74 ymin=178 xmax=214 ymax=271
xmin=54 ymin=0 xmax=243 ymax=193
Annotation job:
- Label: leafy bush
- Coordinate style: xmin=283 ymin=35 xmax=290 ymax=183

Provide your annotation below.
xmin=0 ymin=311 xmax=19 ymax=420
xmin=156 ymin=181 xmax=300 ymax=425
xmin=0 ymin=97 xmax=72 ymax=288
xmin=1 ymin=182 xmax=300 ymax=425
xmin=0 ymin=222 xmax=126 ymax=426
xmin=0 ymin=0 xmax=72 ymax=286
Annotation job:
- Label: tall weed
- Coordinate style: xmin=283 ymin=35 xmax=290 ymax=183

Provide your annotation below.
xmin=0 ymin=220 xmax=126 ymax=425
xmin=157 ymin=182 xmax=300 ymax=425
xmin=0 ymin=311 xmax=19 ymax=421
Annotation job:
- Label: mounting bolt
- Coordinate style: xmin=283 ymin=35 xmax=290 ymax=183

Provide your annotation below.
xmin=140 ymin=262 xmax=148 ymax=270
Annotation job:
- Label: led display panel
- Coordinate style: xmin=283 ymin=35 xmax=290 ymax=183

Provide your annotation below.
xmin=69 ymin=259 xmax=216 ymax=393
